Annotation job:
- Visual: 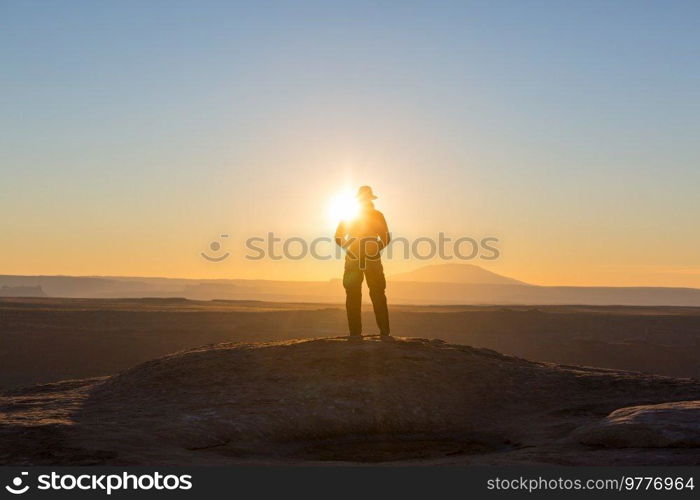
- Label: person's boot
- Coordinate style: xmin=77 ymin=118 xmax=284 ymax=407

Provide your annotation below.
xmin=380 ymin=333 xmax=394 ymax=342
xmin=347 ymin=334 xmax=363 ymax=343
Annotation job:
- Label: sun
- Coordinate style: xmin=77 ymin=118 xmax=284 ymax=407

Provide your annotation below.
xmin=327 ymin=189 xmax=359 ymax=223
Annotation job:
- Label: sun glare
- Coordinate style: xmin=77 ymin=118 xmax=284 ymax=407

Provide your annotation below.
xmin=327 ymin=190 xmax=359 ymax=223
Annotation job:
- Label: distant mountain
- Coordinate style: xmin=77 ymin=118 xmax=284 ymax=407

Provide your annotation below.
xmin=4 ymin=271 xmax=700 ymax=306
xmin=0 ymin=285 xmax=47 ymax=297
xmin=390 ymin=264 xmax=528 ymax=285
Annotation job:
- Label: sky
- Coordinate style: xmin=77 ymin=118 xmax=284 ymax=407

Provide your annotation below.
xmin=2 ymin=0 xmax=699 ymax=286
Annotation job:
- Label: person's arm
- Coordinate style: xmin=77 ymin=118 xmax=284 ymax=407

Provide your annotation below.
xmin=334 ymin=221 xmax=347 ymax=247
xmin=377 ymin=212 xmax=390 ymax=251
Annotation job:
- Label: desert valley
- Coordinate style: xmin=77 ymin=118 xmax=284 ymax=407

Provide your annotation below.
xmin=2 ymin=267 xmax=700 ymax=466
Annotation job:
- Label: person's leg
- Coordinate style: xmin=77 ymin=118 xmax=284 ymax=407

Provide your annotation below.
xmin=364 ymin=259 xmax=390 ymax=336
xmin=342 ymin=259 xmax=364 ymax=336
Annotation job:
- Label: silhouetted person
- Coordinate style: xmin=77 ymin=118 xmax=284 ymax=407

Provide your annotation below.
xmin=335 ymin=186 xmax=391 ymax=341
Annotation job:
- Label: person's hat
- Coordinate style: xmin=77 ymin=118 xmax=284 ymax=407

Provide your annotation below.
xmin=356 ymin=185 xmax=378 ymax=200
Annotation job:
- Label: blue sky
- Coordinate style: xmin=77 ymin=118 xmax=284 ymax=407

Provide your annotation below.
xmin=2 ymin=1 xmax=699 ymax=285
